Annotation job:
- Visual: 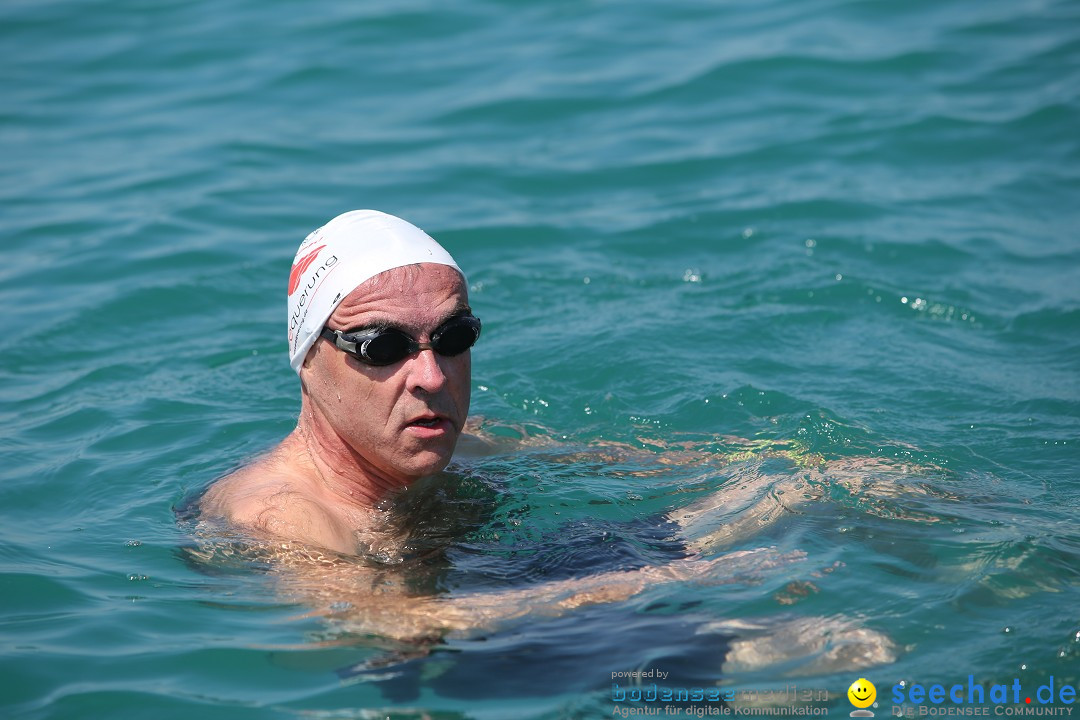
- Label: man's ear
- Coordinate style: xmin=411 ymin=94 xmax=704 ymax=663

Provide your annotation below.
xmin=298 ymin=346 xmax=316 ymax=392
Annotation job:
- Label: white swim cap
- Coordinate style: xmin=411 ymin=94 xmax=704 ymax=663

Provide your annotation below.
xmin=286 ymin=210 xmax=463 ymax=374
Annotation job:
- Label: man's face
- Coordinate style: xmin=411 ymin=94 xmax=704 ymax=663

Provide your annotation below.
xmin=301 ymin=263 xmax=472 ymax=483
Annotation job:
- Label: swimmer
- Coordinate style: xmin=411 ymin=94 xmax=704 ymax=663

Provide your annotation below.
xmin=194 ymin=210 xmax=897 ymax=674
xmin=197 ymin=210 xmax=762 ymax=638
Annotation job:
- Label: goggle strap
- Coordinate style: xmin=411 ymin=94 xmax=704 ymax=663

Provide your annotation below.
xmin=320 ymin=327 xmax=359 ymax=355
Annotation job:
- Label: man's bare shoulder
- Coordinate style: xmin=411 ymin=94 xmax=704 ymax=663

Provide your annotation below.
xmin=200 ymin=459 xmax=356 ymax=555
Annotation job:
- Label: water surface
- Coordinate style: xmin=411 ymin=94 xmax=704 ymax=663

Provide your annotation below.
xmin=2 ymin=0 xmax=1079 ymax=717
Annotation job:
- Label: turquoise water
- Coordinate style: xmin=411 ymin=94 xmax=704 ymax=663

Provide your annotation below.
xmin=3 ymin=0 xmax=1079 ymax=717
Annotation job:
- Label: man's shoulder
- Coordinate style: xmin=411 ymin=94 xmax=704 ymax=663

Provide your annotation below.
xmin=200 ymin=464 xmax=355 ymax=554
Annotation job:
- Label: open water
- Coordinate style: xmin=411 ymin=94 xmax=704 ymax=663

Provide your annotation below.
xmin=2 ymin=0 xmax=1079 ymax=718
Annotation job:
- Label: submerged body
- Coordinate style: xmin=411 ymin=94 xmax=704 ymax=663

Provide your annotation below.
xmin=195 ymin=422 xmax=906 ymax=677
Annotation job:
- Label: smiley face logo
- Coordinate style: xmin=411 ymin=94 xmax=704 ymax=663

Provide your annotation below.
xmin=848 ymin=678 xmax=877 ymax=710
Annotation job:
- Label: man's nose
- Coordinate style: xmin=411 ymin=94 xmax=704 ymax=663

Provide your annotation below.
xmin=406 ymin=346 xmax=448 ymax=394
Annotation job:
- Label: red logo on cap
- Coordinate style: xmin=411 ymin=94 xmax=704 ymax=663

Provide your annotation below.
xmin=288 ymin=245 xmax=326 ymax=296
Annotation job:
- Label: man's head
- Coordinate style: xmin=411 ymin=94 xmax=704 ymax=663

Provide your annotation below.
xmin=286 ymin=211 xmax=476 ymax=483
xmin=287 ymin=210 xmax=464 ymax=373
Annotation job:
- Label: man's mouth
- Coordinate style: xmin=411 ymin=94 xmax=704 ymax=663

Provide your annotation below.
xmin=405 ymin=414 xmax=452 ymax=431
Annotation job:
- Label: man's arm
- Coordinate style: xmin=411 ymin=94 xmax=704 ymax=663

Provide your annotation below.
xmin=267 ymin=543 xmax=805 ymax=642
xmin=459 ymin=425 xmax=939 ymax=552
xmin=674 ymin=454 xmax=940 ymax=553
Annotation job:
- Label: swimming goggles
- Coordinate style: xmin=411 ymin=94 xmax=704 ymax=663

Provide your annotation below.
xmin=319 ymin=313 xmax=482 ymax=366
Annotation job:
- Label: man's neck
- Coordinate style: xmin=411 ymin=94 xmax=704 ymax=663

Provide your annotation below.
xmin=289 ymin=403 xmax=414 ymax=513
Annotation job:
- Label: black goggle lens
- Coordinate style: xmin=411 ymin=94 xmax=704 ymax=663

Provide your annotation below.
xmin=362 ymin=331 xmax=414 ymax=366
xmin=431 ymin=316 xmax=482 ymax=356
